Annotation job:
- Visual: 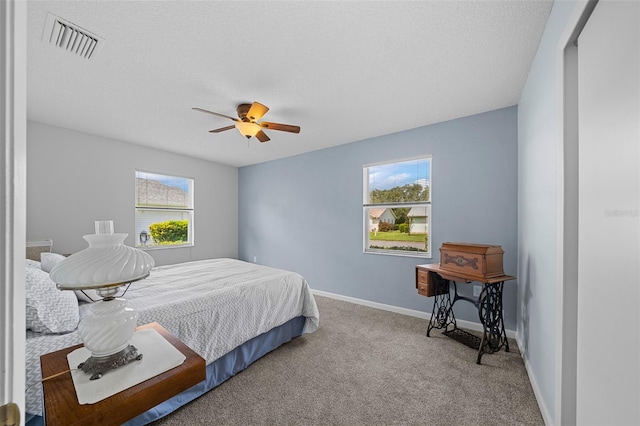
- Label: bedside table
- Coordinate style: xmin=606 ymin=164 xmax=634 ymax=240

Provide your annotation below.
xmin=40 ymin=322 xmax=206 ymax=426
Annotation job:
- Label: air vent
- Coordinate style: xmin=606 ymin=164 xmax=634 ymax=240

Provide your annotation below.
xmin=42 ymin=13 xmax=103 ymax=59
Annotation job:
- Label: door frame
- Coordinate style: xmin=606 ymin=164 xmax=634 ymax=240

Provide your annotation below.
xmin=554 ymin=1 xmax=597 ymax=425
xmin=0 ymin=0 xmax=27 ymax=420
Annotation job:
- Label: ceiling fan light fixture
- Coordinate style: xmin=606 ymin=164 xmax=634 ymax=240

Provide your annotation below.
xmin=235 ymin=121 xmax=262 ymax=139
xmin=193 ymin=102 xmax=300 ymax=143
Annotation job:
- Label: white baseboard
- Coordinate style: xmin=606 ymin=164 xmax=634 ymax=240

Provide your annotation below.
xmin=516 ymin=334 xmax=552 ymax=426
xmin=312 ymin=289 xmax=517 ymax=339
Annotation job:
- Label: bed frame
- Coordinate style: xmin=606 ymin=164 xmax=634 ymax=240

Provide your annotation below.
xmin=25 ymin=240 xmax=52 ymax=262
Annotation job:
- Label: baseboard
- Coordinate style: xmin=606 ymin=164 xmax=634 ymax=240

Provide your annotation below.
xmin=312 ymin=289 xmax=517 ymax=339
xmin=516 ymin=334 xmax=553 ymax=426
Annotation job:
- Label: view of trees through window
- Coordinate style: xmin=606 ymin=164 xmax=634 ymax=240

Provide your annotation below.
xmin=135 ymin=171 xmax=194 ymax=248
xmin=364 ymin=157 xmax=431 ymax=257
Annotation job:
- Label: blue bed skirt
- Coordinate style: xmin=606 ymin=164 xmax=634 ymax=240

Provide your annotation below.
xmin=26 ymin=316 xmax=306 ymax=426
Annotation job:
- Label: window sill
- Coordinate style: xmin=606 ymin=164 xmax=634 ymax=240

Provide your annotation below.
xmin=364 ymin=249 xmax=431 ymax=259
xmin=137 ymin=244 xmax=194 ymax=251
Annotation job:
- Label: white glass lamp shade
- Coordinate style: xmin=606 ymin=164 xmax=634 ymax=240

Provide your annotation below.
xmin=235 ymin=121 xmax=261 ymax=138
xmin=50 ymin=233 xmax=155 ymax=290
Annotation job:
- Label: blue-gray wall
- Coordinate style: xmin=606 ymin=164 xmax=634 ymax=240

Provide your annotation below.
xmin=517 ymin=1 xmax=578 ymax=422
xmin=239 ymin=106 xmax=518 ymax=330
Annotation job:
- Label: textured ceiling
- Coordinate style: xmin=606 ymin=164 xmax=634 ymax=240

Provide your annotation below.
xmin=27 ymin=1 xmax=553 ymax=167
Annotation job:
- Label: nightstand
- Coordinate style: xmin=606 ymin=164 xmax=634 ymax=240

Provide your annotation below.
xmin=40 ymin=322 xmax=206 ymax=426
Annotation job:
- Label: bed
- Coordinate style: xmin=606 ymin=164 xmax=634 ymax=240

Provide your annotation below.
xmin=24 ymin=255 xmax=320 ymax=425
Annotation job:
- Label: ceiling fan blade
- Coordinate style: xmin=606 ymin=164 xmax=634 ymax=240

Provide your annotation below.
xmin=247 ymin=102 xmax=269 ymax=121
xmin=259 ymin=121 xmax=301 ymax=134
xmin=192 ymin=107 xmax=238 ymax=122
xmin=255 ymin=130 xmax=270 ymax=143
xmin=209 ymin=125 xmax=236 ymax=133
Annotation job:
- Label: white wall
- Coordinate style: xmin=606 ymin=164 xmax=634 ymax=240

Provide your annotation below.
xmin=27 ymin=121 xmax=238 ymax=266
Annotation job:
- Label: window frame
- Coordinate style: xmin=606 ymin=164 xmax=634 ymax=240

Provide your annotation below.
xmin=134 ymin=170 xmax=195 ymax=250
xmin=362 ymin=155 xmax=432 ymax=258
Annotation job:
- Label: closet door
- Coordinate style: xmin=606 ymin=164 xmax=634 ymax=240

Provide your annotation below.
xmin=577 ymin=1 xmax=639 ymax=424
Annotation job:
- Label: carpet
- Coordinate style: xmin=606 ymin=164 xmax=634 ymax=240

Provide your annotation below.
xmin=153 ymin=295 xmax=543 ymax=425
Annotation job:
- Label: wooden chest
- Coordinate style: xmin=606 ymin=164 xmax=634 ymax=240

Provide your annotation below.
xmin=439 ymin=242 xmax=504 ymax=280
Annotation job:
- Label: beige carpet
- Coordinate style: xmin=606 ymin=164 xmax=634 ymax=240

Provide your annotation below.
xmin=154 ymin=295 xmax=543 ymax=425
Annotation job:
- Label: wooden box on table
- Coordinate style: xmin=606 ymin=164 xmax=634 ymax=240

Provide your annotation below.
xmin=438 ymin=242 xmax=504 ymax=281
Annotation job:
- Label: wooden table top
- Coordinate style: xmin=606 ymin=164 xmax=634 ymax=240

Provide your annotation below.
xmin=41 ymin=322 xmax=206 ymax=426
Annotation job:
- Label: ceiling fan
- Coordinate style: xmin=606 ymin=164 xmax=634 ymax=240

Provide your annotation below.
xmin=192 ymin=101 xmax=300 ymax=143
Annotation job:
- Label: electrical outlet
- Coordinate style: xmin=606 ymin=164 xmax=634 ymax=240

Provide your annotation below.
xmin=473 ymin=285 xmax=481 ymax=297
xmin=253 ymin=256 xmax=257 ymax=263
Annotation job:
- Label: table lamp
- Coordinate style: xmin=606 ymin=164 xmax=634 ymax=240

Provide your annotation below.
xmin=49 ymin=220 xmax=155 ymax=380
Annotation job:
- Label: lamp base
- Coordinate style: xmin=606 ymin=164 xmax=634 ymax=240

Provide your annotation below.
xmin=77 ymin=344 xmax=143 ymax=380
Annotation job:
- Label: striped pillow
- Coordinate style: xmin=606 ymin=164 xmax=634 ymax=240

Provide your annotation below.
xmin=25 ymin=266 xmax=79 ymax=334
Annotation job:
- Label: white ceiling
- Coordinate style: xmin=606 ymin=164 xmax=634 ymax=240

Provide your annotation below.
xmin=27 ymin=1 xmax=553 ymax=168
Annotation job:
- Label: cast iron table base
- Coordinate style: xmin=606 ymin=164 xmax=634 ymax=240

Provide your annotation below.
xmin=425 ymin=271 xmax=510 ymax=364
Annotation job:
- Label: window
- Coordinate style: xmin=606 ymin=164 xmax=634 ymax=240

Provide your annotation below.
xmin=363 ymin=156 xmax=431 ymax=257
xmin=135 ymin=171 xmax=194 ymax=248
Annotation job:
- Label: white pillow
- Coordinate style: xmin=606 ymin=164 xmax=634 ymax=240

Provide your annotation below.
xmin=25 ymin=259 xmax=41 ymax=269
xmin=40 ymin=252 xmax=66 ymax=273
xmin=25 ymin=267 xmax=79 ymax=334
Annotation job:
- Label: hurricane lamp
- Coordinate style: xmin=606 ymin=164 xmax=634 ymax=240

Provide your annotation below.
xmin=49 ymin=220 xmax=155 ymax=380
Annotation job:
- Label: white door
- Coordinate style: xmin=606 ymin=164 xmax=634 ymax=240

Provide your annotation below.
xmin=577 ymin=0 xmax=640 ymax=424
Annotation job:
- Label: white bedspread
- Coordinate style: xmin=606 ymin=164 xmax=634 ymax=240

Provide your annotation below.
xmin=26 ymin=258 xmax=319 ymax=417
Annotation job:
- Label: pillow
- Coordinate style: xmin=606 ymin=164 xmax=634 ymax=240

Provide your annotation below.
xmin=25 ymin=259 xmax=41 ymax=269
xmin=25 ymin=266 xmax=79 ymax=334
xmin=40 ymin=252 xmax=66 ymax=273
